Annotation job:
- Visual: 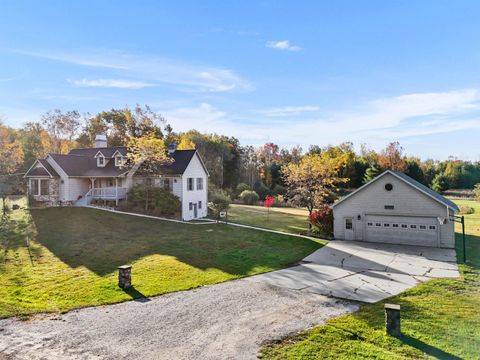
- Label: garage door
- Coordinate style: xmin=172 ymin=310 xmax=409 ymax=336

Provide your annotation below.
xmin=365 ymin=215 xmax=439 ymax=247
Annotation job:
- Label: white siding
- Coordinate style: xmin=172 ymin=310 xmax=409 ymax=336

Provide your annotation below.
xmin=68 ymin=178 xmax=90 ymax=201
xmin=181 ymin=153 xmax=208 ymax=220
xmin=333 ymin=173 xmax=455 ymax=248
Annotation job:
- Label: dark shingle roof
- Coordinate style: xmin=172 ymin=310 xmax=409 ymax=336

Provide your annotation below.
xmin=43 ymin=148 xmax=198 ymax=178
xmin=69 ymin=147 xmax=128 ymax=158
xmin=25 ymin=159 xmax=60 ymax=177
xmin=48 ymin=154 xmax=128 ymax=177
xmin=391 ymin=171 xmax=460 ymax=212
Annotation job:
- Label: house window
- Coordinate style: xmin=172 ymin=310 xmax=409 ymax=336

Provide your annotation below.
xmin=392 ymin=223 xmax=399 ymax=228
xmin=30 ymin=179 xmax=49 ymax=196
xmin=163 ymin=178 xmax=171 ymax=190
xmin=345 ymin=218 xmax=353 ymax=230
xmin=410 ymin=224 xmax=417 ymax=229
xmin=367 ymin=222 xmax=373 ymax=227
xmin=376 ymin=223 xmax=382 ymax=227
xmin=187 ymin=178 xmax=194 ymax=191
xmin=196 ymin=177 xmax=203 ymax=190
xmin=384 ymin=205 xmax=394 ymax=210
xmin=385 ymin=183 xmax=393 ymax=191
xmin=429 ymin=225 xmax=437 ymax=230
xmin=31 ymin=179 xmax=39 ymax=195
xmin=189 ymin=202 xmax=193 ymax=210
xmin=419 ymin=225 xmax=427 ymax=230
xmin=97 ymin=156 xmax=105 ymax=167
xmin=40 ymin=179 xmax=49 ymax=195
xmin=401 ymin=224 xmax=408 ymax=228
xmin=383 ymin=223 xmax=390 ymax=228
xmin=198 ymin=201 xmax=202 ymax=209
xmin=115 ymin=156 xmax=123 ymax=166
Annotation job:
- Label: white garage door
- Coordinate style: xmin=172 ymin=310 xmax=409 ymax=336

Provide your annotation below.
xmin=365 ymin=215 xmax=439 ymax=247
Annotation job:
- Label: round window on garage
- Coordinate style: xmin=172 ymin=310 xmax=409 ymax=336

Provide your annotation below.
xmin=385 ymin=183 xmax=393 ymax=191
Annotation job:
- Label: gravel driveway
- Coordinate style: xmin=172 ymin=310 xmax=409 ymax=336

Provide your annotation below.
xmin=0 ymin=279 xmax=356 ymax=360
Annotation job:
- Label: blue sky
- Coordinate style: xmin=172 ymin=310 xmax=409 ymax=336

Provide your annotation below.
xmin=1 ymin=0 xmax=480 ymax=160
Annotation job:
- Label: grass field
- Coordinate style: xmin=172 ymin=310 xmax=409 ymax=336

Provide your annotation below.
xmin=260 ymin=199 xmax=480 ymax=359
xmin=227 ymin=204 xmax=310 ymax=234
xmin=0 ymin=198 xmax=321 ymax=318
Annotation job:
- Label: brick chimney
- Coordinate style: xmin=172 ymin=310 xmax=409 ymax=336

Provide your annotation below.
xmin=95 ymin=135 xmax=107 ymax=148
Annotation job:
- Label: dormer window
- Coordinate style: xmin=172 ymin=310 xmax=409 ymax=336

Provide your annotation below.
xmin=97 ymin=155 xmax=105 ymax=167
xmin=115 ymin=155 xmax=124 ymax=167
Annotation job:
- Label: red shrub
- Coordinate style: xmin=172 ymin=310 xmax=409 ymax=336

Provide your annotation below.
xmin=308 ymin=205 xmax=333 ymax=237
xmin=264 ymin=195 xmax=276 ymax=208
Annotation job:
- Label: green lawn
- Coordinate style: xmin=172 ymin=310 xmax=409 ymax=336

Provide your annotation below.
xmin=260 ymin=199 xmax=480 ymax=359
xmin=0 ymin=199 xmax=321 ymax=318
xmin=227 ymin=204 xmax=310 ymax=234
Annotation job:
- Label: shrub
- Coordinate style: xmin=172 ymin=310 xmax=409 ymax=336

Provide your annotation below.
xmin=239 ymin=190 xmax=259 ymax=205
xmin=309 ymin=205 xmax=333 ymax=237
xmin=127 ymin=185 xmax=180 ymax=215
xmin=474 ymin=184 xmax=480 ymax=200
xmin=209 ymin=190 xmax=231 ymax=217
xmin=253 ymin=181 xmax=273 ymax=200
xmin=272 ymin=184 xmax=286 ymax=196
xmin=235 ymin=183 xmax=251 ymax=197
xmin=459 ymin=204 xmax=475 ymax=215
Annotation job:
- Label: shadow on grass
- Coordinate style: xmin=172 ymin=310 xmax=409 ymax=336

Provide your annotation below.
xmin=400 ymin=335 xmax=463 ymax=360
xmin=30 ymin=207 xmax=321 ymax=276
xmin=123 ymin=286 xmax=151 ymax=303
xmin=455 ymin=232 xmax=480 ymax=268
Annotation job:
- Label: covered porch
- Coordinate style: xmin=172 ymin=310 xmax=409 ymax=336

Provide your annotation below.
xmin=79 ymin=177 xmax=127 ymax=205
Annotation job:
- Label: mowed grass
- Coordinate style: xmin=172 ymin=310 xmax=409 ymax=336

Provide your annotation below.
xmin=227 ymin=204 xmax=310 ymax=234
xmin=261 ymin=199 xmax=480 ymax=360
xmin=0 ymin=200 xmax=321 ymax=318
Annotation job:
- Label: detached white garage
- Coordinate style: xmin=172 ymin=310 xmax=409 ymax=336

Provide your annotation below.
xmin=332 ymin=170 xmax=459 ymax=248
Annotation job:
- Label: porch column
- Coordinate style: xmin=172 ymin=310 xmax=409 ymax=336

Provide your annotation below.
xmin=90 ymin=178 xmax=96 ymax=189
xmin=115 ymin=178 xmax=118 ymax=206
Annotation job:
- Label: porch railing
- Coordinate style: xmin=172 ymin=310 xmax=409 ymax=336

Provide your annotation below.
xmin=84 ymin=187 xmax=127 ymax=205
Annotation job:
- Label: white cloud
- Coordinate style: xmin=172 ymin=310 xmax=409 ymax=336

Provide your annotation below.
xmin=12 ymin=49 xmax=253 ymax=93
xmin=164 ymin=103 xmax=227 ymax=132
xmin=260 ymin=105 xmax=320 ymax=117
xmin=68 ymin=78 xmax=154 ymax=89
xmin=266 ymin=40 xmax=302 ymax=51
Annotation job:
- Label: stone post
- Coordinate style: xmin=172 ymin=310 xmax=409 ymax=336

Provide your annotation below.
xmin=384 ymin=303 xmax=401 ymax=337
xmin=118 ymin=265 xmax=132 ymax=289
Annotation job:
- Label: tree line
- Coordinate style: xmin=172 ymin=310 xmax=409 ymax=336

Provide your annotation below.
xmin=1 ymin=105 xmax=479 ymax=203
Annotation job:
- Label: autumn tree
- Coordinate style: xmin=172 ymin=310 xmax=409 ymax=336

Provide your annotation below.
xmin=126 ymin=133 xmax=172 ymax=211
xmin=377 ymin=141 xmax=407 ymax=171
xmin=0 ymin=123 xmax=24 ymax=213
xmin=19 ymin=122 xmax=53 ymax=167
xmin=283 ymin=153 xmax=348 ymax=226
xmin=42 ymin=109 xmax=81 ymax=153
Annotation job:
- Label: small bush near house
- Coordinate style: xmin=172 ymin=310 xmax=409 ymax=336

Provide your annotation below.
xmin=474 ymin=183 xmax=480 ymax=200
xmin=308 ymin=205 xmax=333 ymax=237
xmin=239 ymin=190 xmax=259 ymax=205
xmin=459 ymin=204 xmax=475 ymax=215
xmin=209 ymin=190 xmax=231 ymax=218
xmin=127 ymin=185 xmax=181 ymax=216
xmin=235 ymin=182 xmax=251 ymax=197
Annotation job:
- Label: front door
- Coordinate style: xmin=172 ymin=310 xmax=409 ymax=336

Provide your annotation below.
xmin=345 ymin=218 xmax=354 ymax=240
xmin=193 ymin=203 xmax=198 ymax=218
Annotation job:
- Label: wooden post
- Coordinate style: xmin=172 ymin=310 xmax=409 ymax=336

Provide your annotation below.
xmin=118 ymin=265 xmax=132 ymax=289
xmin=385 ymin=304 xmax=401 ymax=337
xmin=115 ymin=178 xmax=118 ymax=206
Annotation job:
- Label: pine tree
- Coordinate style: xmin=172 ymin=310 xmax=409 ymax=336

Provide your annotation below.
xmin=363 ymin=165 xmax=380 ymax=184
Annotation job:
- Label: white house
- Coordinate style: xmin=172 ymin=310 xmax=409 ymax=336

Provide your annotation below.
xmin=332 ymin=170 xmax=459 ymax=248
xmin=24 ymin=136 xmax=209 ymax=221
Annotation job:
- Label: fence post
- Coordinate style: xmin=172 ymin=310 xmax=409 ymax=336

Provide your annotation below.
xmin=385 ymin=303 xmax=401 ymax=337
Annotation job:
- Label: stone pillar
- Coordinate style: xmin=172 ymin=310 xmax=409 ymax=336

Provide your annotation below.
xmin=118 ymin=265 xmax=132 ymax=289
xmin=385 ymin=303 xmax=401 ymax=337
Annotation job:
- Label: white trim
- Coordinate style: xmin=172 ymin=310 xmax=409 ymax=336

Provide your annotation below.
xmin=24 ymin=160 xmax=53 ymax=178
xmin=332 ymin=170 xmax=458 ymax=212
xmin=94 ymin=150 xmax=106 ymax=158
xmin=112 ymin=150 xmax=124 ymax=157
xmin=194 ymin=151 xmax=210 ymax=177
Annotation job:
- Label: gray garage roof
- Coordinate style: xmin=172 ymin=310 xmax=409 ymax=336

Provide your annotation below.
xmin=391 ymin=171 xmax=459 ymax=212
xmin=333 ymin=170 xmax=459 ymax=212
